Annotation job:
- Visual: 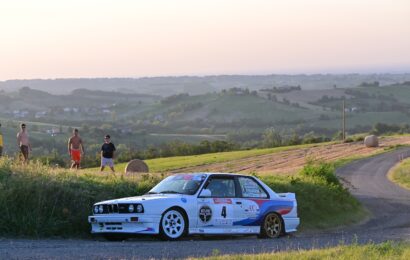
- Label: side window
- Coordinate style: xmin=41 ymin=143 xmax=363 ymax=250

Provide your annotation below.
xmin=238 ymin=177 xmax=268 ymax=198
xmin=205 ymin=177 xmax=235 ymax=198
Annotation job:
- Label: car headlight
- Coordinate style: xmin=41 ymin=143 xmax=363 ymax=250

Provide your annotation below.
xmin=98 ymin=205 xmax=104 ymax=213
xmin=93 ymin=206 xmax=99 ymax=214
xmin=128 ymin=204 xmax=134 ymax=213
xmin=136 ymin=204 xmax=144 ymax=213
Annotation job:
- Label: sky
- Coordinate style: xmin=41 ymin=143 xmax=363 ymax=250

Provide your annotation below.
xmin=0 ymin=0 xmax=409 ymax=80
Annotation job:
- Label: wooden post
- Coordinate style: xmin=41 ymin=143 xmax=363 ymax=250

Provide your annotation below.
xmin=342 ymin=99 xmax=346 ymax=141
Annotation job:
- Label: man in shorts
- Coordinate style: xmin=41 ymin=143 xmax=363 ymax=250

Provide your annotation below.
xmin=0 ymin=123 xmax=3 ymax=157
xmin=16 ymin=123 xmax=31 ymax=163
xmin=100 ymin=134 xmax=116 ymax=173
xmin=68 ymin=128 xmax=85 ymax=169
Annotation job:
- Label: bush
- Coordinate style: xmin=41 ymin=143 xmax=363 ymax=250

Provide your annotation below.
xmin=262 ymin=161 xmax=363 ymax=229
xmin=300 ymin=160 xmax=339 ymax=185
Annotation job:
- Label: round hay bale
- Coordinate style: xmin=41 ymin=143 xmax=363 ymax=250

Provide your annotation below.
xmin=364 ymin=135 xmax=379 ymax=147
xmin=125 ymin=159 xmax=149 ymax=174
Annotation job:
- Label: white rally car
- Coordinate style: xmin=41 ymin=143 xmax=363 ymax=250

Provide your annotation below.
xmin=88 ymin=173 xmax=299 ymax=240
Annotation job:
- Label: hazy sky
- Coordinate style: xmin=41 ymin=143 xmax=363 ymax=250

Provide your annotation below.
xmin=0 ymin=0 xmax=409 ymax=80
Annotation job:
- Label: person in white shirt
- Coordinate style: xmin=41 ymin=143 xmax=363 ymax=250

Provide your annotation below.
xmin=16 ymin=123 xmax=31 ymax=163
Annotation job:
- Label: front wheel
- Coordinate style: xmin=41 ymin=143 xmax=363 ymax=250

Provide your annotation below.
xmin=159 ymin=208 xmax=187 ymax=240
xmin=259 ymin=212 xmax=283 ymax=238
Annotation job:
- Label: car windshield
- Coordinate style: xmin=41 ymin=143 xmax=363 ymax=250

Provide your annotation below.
xmin=148 ymin=174 xmax=206 ymax=195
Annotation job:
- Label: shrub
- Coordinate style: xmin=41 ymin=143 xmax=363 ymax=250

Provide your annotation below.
xmin=300 ymin=160 xmax=339 ymax=185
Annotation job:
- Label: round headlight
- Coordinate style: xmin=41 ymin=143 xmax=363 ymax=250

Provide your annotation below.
xmin=136 ymin=204 xmax=143 ymax=213
xmin=98 ymin=205 xmax=104 ymax=213
xmin=93 ymin=206 xmax=99 ymax=214
xmin=128 ymin=204 xmax=134 ymax=213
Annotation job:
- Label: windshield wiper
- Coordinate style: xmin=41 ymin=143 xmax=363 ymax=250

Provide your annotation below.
xmin=146 ymin=191 xmax=158 ymax=194
xmin=159 ymin=190 xmax=182 ymax=194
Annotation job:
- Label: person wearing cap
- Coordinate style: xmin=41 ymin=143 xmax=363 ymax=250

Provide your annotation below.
xmin=0 ymin=123 xmax=3 ymax=157
xmin=68 ymin=128 xmax=85 ymax=169
xmin=16 ymin=123 xmax=31 ymax=163
xmin=100 ymin=134 xmax=116 ymax=172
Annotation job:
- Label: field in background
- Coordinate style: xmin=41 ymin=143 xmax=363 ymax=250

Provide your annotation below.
xmin=106 ymin=136 xmax=410 ymax=174
xmin=99 ymin=142 xmax=332 ymax=173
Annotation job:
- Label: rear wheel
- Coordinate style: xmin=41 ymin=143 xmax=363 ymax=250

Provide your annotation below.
xmin=259 ymin=212 xmax=283 ymax=238
xmin=159 ymin=208 xmax=187 ymax=240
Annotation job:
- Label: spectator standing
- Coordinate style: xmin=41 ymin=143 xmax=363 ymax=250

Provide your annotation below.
xmin=100 ymin=134 xmax=116 ymax=173
xmin=0 ymin=123 xmax=3 ymax=157
xmin=16 ymin=123 xmax=31 ymax=163
xmin=67 ymin=128 xmax=85 ymax=169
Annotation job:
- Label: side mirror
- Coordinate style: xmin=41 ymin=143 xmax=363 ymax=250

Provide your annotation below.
xmin=199 ymin=189 xmax=211 ymax=197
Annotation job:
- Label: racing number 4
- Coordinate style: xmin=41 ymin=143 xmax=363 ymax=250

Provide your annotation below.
xmin=221 ymin=206 xmax=227 ymax=218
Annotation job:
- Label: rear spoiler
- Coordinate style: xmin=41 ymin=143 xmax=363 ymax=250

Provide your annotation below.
xmin=277 ymin=192 xmax=296 ymax=200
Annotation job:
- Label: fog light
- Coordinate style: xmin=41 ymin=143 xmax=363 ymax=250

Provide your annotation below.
xmin=130 ymin=217 xmax=138 ymax=222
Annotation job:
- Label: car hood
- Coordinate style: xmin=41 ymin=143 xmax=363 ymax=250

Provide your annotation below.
xmin=95 ymin=194 xmax=186 ymax=205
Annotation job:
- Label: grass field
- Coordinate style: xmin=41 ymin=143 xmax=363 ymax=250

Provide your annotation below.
xmin=190 ymin=242 xmax=410 ymax=260
xmin=96 ymin=142 xmax=333 ymax=173
xmin=388 ymin=157 xmax=410 ymax=190
xmin=313 ymin=111 xmax=410 ymax=130
xmin=357 ymin=84 xmax=410 ymax=104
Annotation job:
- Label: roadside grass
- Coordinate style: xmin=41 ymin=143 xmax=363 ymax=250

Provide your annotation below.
xmin=189 ymin=241 xmax=410 ymax=260
xmin=96 ymin=142 xmax=334 ymax=173
xmin=388 ymin=157 xmax=410 ymax=190
xmin=0 ymin=156 xmax=364 ymax=237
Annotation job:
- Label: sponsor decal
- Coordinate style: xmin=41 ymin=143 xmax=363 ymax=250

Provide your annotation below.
xmin=173 ymin=175 xmax=193 ymax=180
xmin=135 ymin=227 xmax=155 ymax=233
xmin=277 ymin=207 xmax=292 ymax=215
xmin=213 ymin=198 xmax=232 ymax=204
xmin=233 ymin=199 xmax=294 ymax=226
xmin=199 ymin=205 xmax=212 ymax=223
xmin=214 ymin=219 xmax=233 ymax=225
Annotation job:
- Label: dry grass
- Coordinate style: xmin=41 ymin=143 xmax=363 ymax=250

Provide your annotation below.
xmin=388 ymin=157 xmax=410 ymax=190
xmin=189 ymin=242 xmax=410 ymax=260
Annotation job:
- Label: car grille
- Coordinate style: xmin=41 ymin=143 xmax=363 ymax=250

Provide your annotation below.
xmin=96 ymin=203 xmax=134 ymax=214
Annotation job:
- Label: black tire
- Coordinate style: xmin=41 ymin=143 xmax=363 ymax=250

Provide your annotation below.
xmin=258 ymin=212 xmax=283 ymax=239
xmin=103 ymin=234 xmax=128 ymax=241
xmin=159 ymin=208 xmax=188 ymax=241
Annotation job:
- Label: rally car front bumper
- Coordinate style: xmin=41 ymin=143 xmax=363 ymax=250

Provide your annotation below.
xmin=88 ymin=215 xmax=160 ymax=234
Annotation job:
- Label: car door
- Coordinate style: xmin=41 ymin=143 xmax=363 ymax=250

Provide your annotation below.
xmin=233 ymin=176 xmax=270 ymax=226
xmin=197 ymin=175 xmax=236 ymax=230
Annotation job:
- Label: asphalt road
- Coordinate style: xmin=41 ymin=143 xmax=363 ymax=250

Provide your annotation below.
xmin=1 ymin=148 xmax=410 ymax=259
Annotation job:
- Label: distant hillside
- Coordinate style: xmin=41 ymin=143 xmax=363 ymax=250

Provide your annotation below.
xmin=3 ymin=83 xmax=410 ymax=135
xmin=1 ymin=74 xmax=410 ymax=96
